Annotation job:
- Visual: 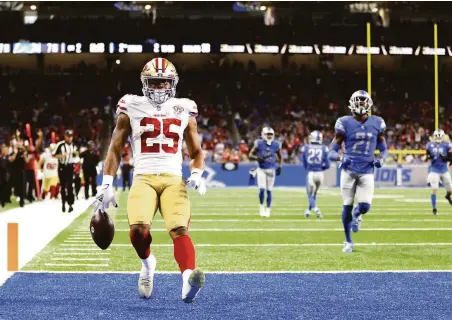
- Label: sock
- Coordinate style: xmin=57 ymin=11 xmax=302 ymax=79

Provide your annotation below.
xmin=431 ymin=194 xmax=437 ymax=209
xmin=129 ymin=229 xmax=152 ymax=260
xmin=266 ymin=190 xmax=272 ymax=208
xmin=173 ymin=235 xmax=196 ymax=273
xmin=141 ymin=255 xmax=153 ymax=270
xmin=342 ymin=205 xmax=353 ymax=243
xmin=309 ymin=195 xmax=316 ymax=210
xmin=259 ymin=188 xmax=265 ymax=205
xmin=353 ymin=202 xmax=371 ymax=218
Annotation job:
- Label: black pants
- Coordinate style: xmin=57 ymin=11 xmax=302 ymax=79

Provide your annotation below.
xmin=25 ymin=169 xmax=35 ymax=202
xmin=83 ymin=168 xmax=97 ymax=199
xmin=122 ymin=164 xmax=132 ymax=191
xmin=0 ymin=175 xmax=10 ymax=206
xmin=12 ymin=170 xmax=25 ymax=207
xmin=58 ymin=165 xmax=74 ymax=206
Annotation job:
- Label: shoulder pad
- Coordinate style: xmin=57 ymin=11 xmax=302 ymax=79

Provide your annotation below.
xmin=178 ymin=98 xmax=198 ymax=117
xmin=116 ymin=94 xmax=133 ymax=115
xmin=335 ymin=117 xmax=347 ymax=133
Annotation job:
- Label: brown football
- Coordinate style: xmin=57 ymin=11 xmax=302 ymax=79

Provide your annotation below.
xmin=90 ymin=210 xmax=115 ymax=250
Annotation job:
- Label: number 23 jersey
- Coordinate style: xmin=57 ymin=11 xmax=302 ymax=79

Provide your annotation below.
xmin=335 ymin=115 xmax=386 ymax=174
xmin=116 ymin=95 xmax=198 ymax=176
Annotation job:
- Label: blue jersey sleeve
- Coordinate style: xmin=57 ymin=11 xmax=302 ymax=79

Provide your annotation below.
xmin=334 ymin=117 xmax=346 ymax=134
xmin=322 ymin=146 xmax=331 ymax=170
xmin=377 ymin=117 xmax=387 ymax=135
xmin=301 ymin=145 xmax=308 ymax=168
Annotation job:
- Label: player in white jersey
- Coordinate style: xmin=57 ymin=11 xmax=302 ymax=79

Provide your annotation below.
xmin=39 ymin=143 xmax=59 ymax=200
xmin=93 ymin=58 xmax=206 ymax=303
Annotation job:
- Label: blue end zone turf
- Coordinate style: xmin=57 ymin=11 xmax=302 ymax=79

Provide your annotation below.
xmin=1 ymin=272 xmax=451 ymax=320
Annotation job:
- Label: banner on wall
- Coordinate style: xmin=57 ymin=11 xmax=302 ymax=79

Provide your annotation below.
xmin=99 ymin=163 xmax=430 ymax=188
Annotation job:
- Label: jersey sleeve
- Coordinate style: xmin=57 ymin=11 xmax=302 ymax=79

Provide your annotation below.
xmin=334 ymin=117 xmax=346 ymax=134
xmin=52 ymin=142 xmax=63 ymax=156
xmin=116 ymin=95 xmax=130 ymax=116
xmin=378 ymin=117 xmax=387 ymax=134
xmin=254 ymin=140 xmax=260 ymax=148
xmin=323 ymin=146 xmax=331 ymax=169
xmin=182 ymin=98 xmax=198 ymax=117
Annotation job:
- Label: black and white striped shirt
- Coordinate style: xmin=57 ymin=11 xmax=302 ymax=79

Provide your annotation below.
xmin=53 ymin=141 xmax=76 ymax=165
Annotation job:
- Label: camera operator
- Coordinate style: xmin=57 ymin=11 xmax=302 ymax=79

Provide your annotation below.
xmin=8 ymin=141 xmax=27 ymax=207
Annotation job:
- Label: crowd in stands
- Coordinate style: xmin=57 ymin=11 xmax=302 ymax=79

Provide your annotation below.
xmin=2 ymin=52 xmax=450 ymax=180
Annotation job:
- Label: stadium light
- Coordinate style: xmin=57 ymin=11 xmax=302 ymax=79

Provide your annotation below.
xmin=260 ymin=6 xmax=266 ymax=11
xmin=115 ymin=59 xmax=121 ymax=65
xmin=145 ymin=4 xmax=151 ymax=10
xmin=30 ymin=5 xmax=37 ymax=11
xmin=371 ymin=7 xmax=378 ymax=13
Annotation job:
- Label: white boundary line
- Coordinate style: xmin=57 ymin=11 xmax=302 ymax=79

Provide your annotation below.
xmin=17 ymin=270 xmax=452 ymax=274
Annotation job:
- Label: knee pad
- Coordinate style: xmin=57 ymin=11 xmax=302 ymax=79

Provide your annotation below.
xmin=358 ymin=202 xmax=371 ymax=214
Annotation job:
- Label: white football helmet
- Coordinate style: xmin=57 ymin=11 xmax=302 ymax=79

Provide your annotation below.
xmin=433 ymin=129 xmax=445 ymax=143
xmin=261 ymin=127 xmax=275 ymax=145
xmin=349 ymin=90 xmax=373 ymax=115
xmin=309 ymin=131 xmax=323 ymax=144
xmin=141 ymin=57 xmax=179 ymax=104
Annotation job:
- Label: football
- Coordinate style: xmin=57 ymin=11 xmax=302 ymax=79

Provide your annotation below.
xmin=90 ymin=210 xmax=115 ymax=250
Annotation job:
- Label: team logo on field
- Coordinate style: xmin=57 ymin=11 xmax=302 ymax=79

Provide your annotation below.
xmin=173 ymin=105 xmax=184 ymax=116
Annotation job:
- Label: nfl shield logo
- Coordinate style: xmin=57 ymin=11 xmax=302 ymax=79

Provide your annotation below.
xmin=173 ymin=105 xmax=184 ymax=116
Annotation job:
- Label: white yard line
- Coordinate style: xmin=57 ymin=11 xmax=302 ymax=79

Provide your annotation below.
xmin=114 ymin=218 xmax=452 ymax=223
xmin=52 ymin=252 xmax=109 ymax=255
xmin=59 ymin=242 xmax=452 ymax=248
xmin=50 ymin=258 xmax=110 ymax=261
xmin=44 ymin=263 xmax=109 ymax=267
xmin=112 ymin=227 xmax=452 ymax=232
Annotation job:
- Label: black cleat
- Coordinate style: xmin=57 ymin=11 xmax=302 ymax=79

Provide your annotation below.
xmin=446 ymin=194 xmax=452 ymax=205
xmin=433 ymin=208 xmax=437 ymax=215
xmin=68 ymin=205 xmax=73 ymax=213
xmin=62 ymin=205 xmax=66 ymax=212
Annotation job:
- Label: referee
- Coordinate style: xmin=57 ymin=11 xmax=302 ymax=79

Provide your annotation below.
xmin=53 ymin=130 xmax=76 ymax=212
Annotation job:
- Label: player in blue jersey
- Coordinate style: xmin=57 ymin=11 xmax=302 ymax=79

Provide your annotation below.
xmin=249 ymin=127 xmax=282 ymax=217
xmin=426 ymin=129 xmax=452 ymax=215
xmin=301 ymin=131 xmax=330 ymax=218
xmin=328 ymin=90 xmax=388 ymax=253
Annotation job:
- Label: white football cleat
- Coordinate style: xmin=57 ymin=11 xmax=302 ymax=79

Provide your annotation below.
xmin=138 ymin=254 xmax=157 ymax=299
xmin=304 ymin=209 xmax=311 ymax=218
xmin=182 ymin=268 xmax=206 ymax=303
xmin=263 ymin=208 xmax=271 ymax=217
xmin=342 ymin=242 xmax=353 ymax=253
xmin=313 ymin=207 xmax=323 ymax=218
xmin=259 ymin=205 xmax=265 ymax=217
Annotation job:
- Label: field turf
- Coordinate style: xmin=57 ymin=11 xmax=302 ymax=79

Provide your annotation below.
xmin=22 ymin=188 xmax=452 ymax=272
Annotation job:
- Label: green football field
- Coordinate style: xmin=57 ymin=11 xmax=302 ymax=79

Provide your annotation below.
xmin=23 ymin=188 xmax=452 ymax=272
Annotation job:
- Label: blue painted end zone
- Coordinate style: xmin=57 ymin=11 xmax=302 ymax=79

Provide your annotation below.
xmin=1 ymin=273 xmax=451 ymax=320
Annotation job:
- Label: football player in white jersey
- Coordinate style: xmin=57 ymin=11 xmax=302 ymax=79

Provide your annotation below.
xmin=93 ymin=58 xmax=206 ymax=303
xmin=39 ymin=143 xmax=59 ymax=200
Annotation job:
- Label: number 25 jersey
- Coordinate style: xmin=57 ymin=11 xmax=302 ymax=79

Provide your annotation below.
xmin=116 ymin=94 xmax=198 ymax=176
xmin=335 ymin=115 xmax=386 ymax=174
